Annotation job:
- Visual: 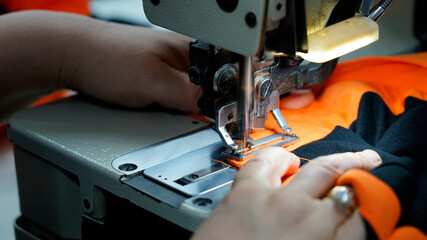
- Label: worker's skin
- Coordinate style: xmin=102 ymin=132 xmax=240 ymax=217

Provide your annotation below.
xmin=0 ymin=10 xmax=380 ymax=240
xmin=0 ymin=10 xmax=201 ymax=121
xmin=192 ymin=148 xmax=381 ymax=240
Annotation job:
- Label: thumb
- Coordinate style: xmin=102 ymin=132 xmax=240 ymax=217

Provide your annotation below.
xmin=234 ymin=147 xmax=300 ymax=188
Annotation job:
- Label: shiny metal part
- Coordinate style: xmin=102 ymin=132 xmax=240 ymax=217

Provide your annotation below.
xmin=184 ymin=183 xmax=232 ymax=211
xmin=368 ymin=8 xmax=385 ymax=22
xmin=327 ymin=186 xmax=358 ymax=217
xmin=253 ymin=90 xmax=280 ymax=129
xmin=112 ymin=128 xmax=221 ymax=175
xmin=215 ymin=91 xmax=297 ymax=160
xmin=215 ymin=56 xmax=305 ymax=159
xmin=216 ymin=102 xmax=238 ymax=150
xmin=213 ymin=64 xmax=237 ymax=94
xmin=213 ymin=56 xmax=339 ymax=160
xmin=258 ymin=79 xmax=274 ymax=99
xmin=368 ymin=0 xmax=394 ymax=22
xmin=238 ymin=56 xmax=254 ymax=150
xmin=272 ymin=108 xmax=291 ymax=133
xmin=144 ymin=142 xmax=236 ymax=196
xmin=253 ymin=70 xmax=274 ymax=129
xmin=252 ymin=60 xmax=283 ymax=130
xmin=222 ymin=133 xmax=298 ymax=160
xmin=285 ymin=60 xmax=337 ymax=90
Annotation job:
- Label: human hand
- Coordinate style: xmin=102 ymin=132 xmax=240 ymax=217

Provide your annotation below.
xmin=191 ymin=147 xmax=382 ymax=240
xmin=280 ymin=89 xmax=315 ymax=109
xmin=42 ymin=11 xmax=313 ymax=114
xmin=60 ymin=16 xmax=201 ymax=113
xmin=0 ymin=10 xmax=202 ymax=121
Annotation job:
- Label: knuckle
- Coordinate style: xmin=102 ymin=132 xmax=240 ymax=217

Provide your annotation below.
xmin=311 ymin=159 xmax=344 ymax=175
xmin=313 ymin=151 xmax=369 ymax=172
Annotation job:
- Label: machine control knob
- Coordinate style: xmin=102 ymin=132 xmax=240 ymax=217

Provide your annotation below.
xmin=189 ymin=66 xmax=202 ymax=85
xmin=213 ymin=64 xmax=237 ymax=94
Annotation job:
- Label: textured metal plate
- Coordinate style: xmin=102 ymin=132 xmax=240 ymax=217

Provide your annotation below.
xmin=144 ymin=142 xmax=236 ymax=196
xmin=112 ymin=128 xmax=222 ymax=176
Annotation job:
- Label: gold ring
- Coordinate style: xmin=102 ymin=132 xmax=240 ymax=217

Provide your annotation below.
xmin=326 ymin=185 xmax=358 ymax=217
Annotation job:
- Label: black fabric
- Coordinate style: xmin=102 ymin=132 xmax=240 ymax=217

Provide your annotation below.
xmin=293 ymin=92 xmax=427 ymax=238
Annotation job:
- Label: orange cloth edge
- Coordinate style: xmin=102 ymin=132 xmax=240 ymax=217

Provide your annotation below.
xmin=226 ymin=139 xmax=295 ymax=168
xmin=386 ymin=226 xmax=427 ymax=240
xmin=31 ymin=90 xmax=73 ymax=107
xmin=336 ymin=169 xmax=401 ymax=240
xmin=0 ymin=0 xmax=89 ymax=15
xmin=337 ymin=53 xmax=427 ymax=71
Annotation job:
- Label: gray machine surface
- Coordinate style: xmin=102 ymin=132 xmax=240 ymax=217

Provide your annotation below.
xmin=143 ymin=0 xmax=271 ymax=56
xmin=8 ymin=95 xmax=237 ymax=239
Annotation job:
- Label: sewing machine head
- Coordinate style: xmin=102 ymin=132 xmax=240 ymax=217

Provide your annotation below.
xmin=142 ymin=0 xmax=385 ymax=160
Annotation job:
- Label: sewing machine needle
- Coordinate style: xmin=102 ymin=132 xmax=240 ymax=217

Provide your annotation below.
xmin=238 ymin=56 xmax=253 ymax=150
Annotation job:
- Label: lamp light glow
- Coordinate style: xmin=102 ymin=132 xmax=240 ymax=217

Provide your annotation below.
xmin=297 ymin=16 xmax=379 ymax=63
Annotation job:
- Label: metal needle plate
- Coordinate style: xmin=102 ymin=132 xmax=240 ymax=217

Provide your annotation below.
xmin=143 ymin=142 xmax=236 ymax=197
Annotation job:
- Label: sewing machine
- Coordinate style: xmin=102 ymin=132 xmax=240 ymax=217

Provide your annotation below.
xmin=143 ymin=0 xmax=383 ymax=159
xmin=9 ymin=1 xmax=391 ymax=239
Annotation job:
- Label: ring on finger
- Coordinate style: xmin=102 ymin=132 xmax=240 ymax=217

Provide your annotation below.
xmin=326 ymin=185 xmax=358 ymax=217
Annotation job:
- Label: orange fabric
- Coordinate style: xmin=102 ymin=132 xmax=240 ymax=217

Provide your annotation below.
xmin=387 ymin=226 xmax=427 ymax=240
xmin=31 ymin=90 xmax=74 ymax=107
xmin=337 ymin=169 xmax=401 ymax=240
xmin=337 ymin=170 xmax=427 ymax=240
xmin=188 ymin=113 xmax=212 ymax=124
xmin=228 ymin=52 xmax=427 ymax=168
xmin=276 ymin=155 xmax=301 ymax=185
xmin=0 ymin=0 xmax=89 ymax=15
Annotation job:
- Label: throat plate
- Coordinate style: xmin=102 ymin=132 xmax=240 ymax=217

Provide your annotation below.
xmin=143 ymin=143 xmax=237 ymax=197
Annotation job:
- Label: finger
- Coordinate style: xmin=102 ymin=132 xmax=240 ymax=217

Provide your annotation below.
xmin=335 ymin=210 xmax=366 ymax=240
xmin=234 ymin=147 xmax=300 ymax=188
xmin=288 ymin=150 xmax=382 ymax=198
xmin=153 ymin=64 xmax=202 ymax=113
xmin=280 ymin=89 xmax=314 ymax=109
xmin=159 ymin=31 xmax=192 ymax=71
xmin=303 ymin=198 xmax=349 ymax=239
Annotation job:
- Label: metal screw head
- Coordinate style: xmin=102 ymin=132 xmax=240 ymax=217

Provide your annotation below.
xmin=227 ymin=113 xmax=234 ymax=121
xmin=118 ymin=163 xmax=137 ymax=171
xmin=189 ymin=66 xmax=202 ymax=85
xmin=193 ymin=198 xmax=213 ymax=207
xmin=258 ymin=79 xmax=274 ymax=99
xmin=188 ymin=174 xmax=199 ymax=180
xmin=213 ymin=64 xmax=237 ymax=93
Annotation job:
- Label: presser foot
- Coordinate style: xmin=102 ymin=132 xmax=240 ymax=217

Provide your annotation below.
xmin=221 ymin=132 xmax=299 ymax=161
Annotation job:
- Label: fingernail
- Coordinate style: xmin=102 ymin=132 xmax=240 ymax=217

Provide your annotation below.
xmin=359 ymin=150 xmax=382 ymax=164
